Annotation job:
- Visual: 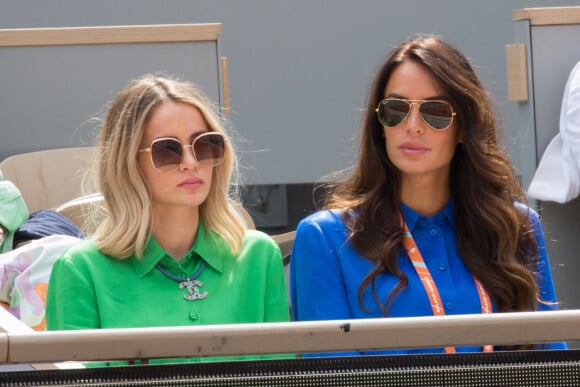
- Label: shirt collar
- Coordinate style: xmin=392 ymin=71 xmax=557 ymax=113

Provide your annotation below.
xmin=133 ymin=221 xmax=229 ymax=278
xmin=400 ymin=200 xmax=455 ymax=232
xmin=193 ymin=222 xmax=229 ymax=273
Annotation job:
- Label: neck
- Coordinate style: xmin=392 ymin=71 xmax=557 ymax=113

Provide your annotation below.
xmin=400 ymin=174 xmax=450 ymax=217
xmin=150 ymin=205 xmax=200 ymax=262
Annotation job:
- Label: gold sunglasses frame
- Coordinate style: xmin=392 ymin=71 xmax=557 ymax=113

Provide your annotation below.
xmin=375 ymin=98 xmax=457 ymax=130
xmin=138 ymin=131 xmax=226 ymax=172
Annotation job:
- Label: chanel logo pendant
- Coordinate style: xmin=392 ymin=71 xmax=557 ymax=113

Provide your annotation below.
xmin=179 ymin=279 xmax=208 ymax=301
xmin=156 ymin=261 xmax=208 ymax=302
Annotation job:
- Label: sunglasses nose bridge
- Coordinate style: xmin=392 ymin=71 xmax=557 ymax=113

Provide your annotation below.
xmin=404 ymin=101 xmax=425 ymax=127
xmin=180 ymin=143 xmax=200 ymax=167
xmin=408 ymin=101 xmax=426 ymax=114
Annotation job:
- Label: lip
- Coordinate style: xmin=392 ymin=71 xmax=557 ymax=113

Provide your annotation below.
xmin=178 ymin=177 xmax=204 ymax=189
xmin=399 ymin=141 xmax=430 ymax=156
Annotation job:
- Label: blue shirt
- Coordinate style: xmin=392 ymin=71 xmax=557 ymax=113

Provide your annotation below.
xmin=290 ymin=201 xmax=567 ymax=355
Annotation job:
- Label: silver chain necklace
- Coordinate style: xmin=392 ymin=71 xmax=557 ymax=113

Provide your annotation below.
xmin=156 ymin=261 xmax=208 ymax=301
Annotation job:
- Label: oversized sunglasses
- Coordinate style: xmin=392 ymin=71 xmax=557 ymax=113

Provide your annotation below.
xmin=376 ymin=98 xmax=456 ymax=130
xmin=138 ymin=132 xmax=226 ymax=172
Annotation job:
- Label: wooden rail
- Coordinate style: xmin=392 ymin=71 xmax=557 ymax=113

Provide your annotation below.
xmin=1 ymin=310 xmax=579 ymax=364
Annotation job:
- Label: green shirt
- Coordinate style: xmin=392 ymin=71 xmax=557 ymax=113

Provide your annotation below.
xmin=46 ymin=223 xmax=290 ymax=363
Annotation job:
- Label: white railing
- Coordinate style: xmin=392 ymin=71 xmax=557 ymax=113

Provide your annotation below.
xmin=1 ymin=309 xmax=579 ymax=364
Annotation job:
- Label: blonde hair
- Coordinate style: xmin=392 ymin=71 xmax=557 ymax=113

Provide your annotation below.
xmin=88 ymin=74 xmax=246 ymax=258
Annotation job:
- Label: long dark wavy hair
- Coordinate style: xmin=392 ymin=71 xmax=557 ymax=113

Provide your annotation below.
xmin=323 ymin=36 xmax=541 ymax=348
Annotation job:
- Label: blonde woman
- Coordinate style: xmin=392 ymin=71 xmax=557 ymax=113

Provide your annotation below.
xmin=46 ymin=75 xmax=289 ymax=362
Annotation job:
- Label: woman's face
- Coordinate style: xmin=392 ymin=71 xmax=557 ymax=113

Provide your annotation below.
xmin=138 ymin=100 xmax=215 ymax=216
xmin=381 ymin=60 xmax=461 ymax=183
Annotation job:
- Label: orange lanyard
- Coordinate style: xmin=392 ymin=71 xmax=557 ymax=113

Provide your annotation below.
xmin=400 ymin=215 xmax=493 ymax=353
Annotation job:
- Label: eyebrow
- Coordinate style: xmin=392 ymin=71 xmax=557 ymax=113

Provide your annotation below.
xmin=384 ymin=93 xmax=450 ymax=101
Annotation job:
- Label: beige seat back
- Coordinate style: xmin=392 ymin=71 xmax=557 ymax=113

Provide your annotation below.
xmin=0 ymin=147 xmax=95 ymax=214
xmin=272 ymin=230 xmax=295 ymax=315
xmin=272 ymin=231 xmax=295 ymax=263
xmin=54 ymin=193 xmax=106 ymax=236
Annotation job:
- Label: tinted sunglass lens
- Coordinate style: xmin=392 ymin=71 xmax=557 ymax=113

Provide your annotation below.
xmin=193 ymin=134 xmax=225 ymax=167
xmin=420 ymin=101 xmax=453 ymax=130
xmin=380 ymin=100 xmax=410 ymax=127
xmin=152 ymin=139 xmax=182 ymax=171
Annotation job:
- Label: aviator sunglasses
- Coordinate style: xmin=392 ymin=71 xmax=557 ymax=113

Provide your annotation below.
xmin=139 ymin=132 xmax=226 ymax=172
xmin=376 ymin=98 xmax=456 ymax=130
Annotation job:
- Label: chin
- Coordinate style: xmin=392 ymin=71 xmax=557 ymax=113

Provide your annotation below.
xmin=186 ymin=193 xmax=210 ymax=207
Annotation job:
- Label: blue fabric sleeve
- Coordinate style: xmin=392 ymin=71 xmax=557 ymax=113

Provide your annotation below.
xmin=525 ymin=205 xmax=568 ymax=350
xmin=290 ymin=215 xmax=362 ymax=357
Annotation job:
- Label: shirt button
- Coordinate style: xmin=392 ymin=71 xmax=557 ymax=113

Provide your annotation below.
xmin=189 ymin=312 xmax=199 ymax=321
xmin=445 ymin=302 xmax=454 ymax=311
xmin=430 ymin=229 xmax=438 ymax=237
xmin=438 ymin=265 xmax=446 ymax=271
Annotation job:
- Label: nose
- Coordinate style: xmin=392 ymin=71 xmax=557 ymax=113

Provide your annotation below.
xmin=179 ymin=144 xmax=199 ymax=170
xmin=404 ymin=103 xmax=425 ymax=135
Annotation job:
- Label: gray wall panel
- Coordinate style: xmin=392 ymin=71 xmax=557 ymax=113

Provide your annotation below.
xmin=0 ymin=42 xmax=220 ymax=159
xmin=515 ymin=18 xmax=580 ymax=321
xmin=2 ymin=0 xmax=576 ymax=185
xmin=531 ymin=25 xmax=580 ymax=159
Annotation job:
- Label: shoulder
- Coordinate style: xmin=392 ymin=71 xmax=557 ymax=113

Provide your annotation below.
xmin=233 ymin=229 xmax=282 ymax=261
xmin=294 ymin=209 xmax=349 ymax=246
xmin=514 ymin=202 xmax=541 ymax=223
xmin=296 ymin=209 xmax=348 ymax=238
xmin=514 ymin=202 xmax=544 ymax=238
xmin=297 ymin=209 xmax=346 ymax=232
xmin=243 ymin=229 xmax=279 ymax=250
xmin=55 ymin=238 xmax=111 ymax=269
xmin=61 ymin=238 xmax=99 ymax=257
xmin=225 ymin=229 xmax=283 ymax=270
